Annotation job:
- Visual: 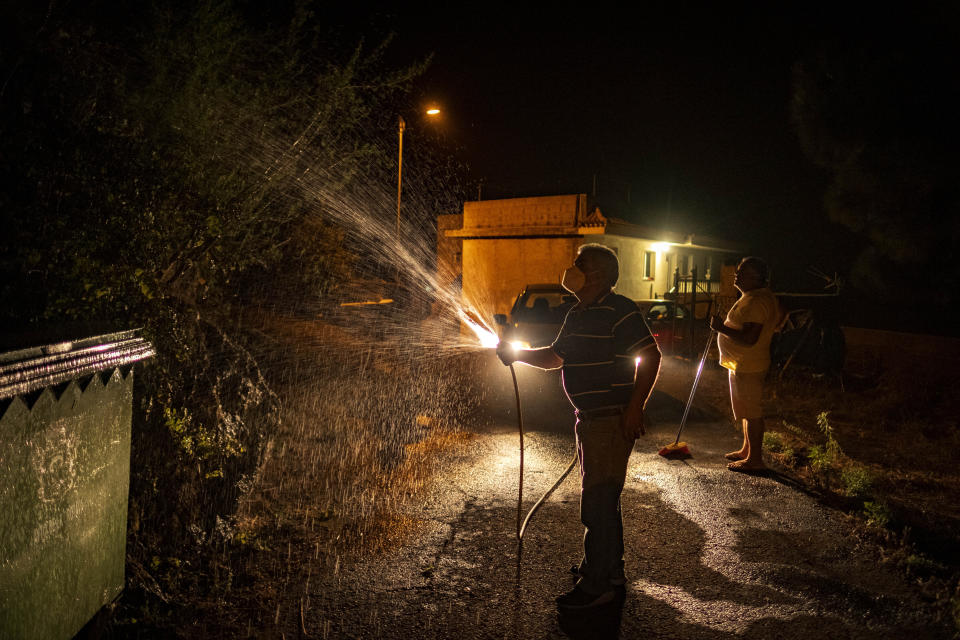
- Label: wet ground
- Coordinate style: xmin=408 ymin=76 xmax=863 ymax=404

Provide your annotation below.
xmin=290 ymin=354 xmax=951 ymax=639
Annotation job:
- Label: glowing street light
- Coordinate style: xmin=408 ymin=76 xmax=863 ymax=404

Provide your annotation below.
xmin=397 ymin=106 xmax=442 ymax=237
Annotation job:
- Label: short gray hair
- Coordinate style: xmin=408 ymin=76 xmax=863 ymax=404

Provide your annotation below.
xmin=577 ymin=243 xmax=619 ymax=287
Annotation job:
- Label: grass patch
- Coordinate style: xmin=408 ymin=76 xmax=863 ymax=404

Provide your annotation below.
xmin=863 ymin=500 xmax=893 ymax=528
xmin=952 ymin=590 xmax=960 ymax=634
xmin=763 ymin=431 xmax=784 ymax=452
xmin=763 ymin=430 xmax=796 ymax=465
xmin=901 ymin=553 xmax=946 ymax=578
xmin=841 ymin=465 xmax=874 ymax=498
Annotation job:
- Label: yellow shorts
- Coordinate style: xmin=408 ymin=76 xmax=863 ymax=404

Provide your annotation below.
xmin=728 ymin=370 xmax=766 ymax=420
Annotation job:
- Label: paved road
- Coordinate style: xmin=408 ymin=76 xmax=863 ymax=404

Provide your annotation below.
xmin=305 ymin=353 xmax=949 ymax=639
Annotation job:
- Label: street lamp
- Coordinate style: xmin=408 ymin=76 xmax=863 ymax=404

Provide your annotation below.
xmin=396 ymin=115 xmax=405 ymax=237
xmin=396 ymin=107 xmax=441 ymax=237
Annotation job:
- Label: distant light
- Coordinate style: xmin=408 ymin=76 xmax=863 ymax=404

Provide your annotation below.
xmin=339 ymin=298 xmax=394 ymax=307
xmin=635 ymin=356 xmax=642 ymax=367
xmin=426 ymin=108 xmax=441 ymax=116
xmin=651 ymin=242 xmax=670 ymax=253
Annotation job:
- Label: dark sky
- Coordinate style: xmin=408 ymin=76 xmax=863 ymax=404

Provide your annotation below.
xmin=338 ymin=4 xmax=952 ymax=291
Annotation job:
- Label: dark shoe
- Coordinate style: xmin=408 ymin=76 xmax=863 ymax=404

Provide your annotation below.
xmin=556 ymin=586 xmax=616 ymax=609
xmin=569 ymin=565 xmax=626 ymax=586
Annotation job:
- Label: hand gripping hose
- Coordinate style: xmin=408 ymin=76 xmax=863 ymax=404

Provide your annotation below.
xmin=509 ymin=363 xmax=578 ymax=541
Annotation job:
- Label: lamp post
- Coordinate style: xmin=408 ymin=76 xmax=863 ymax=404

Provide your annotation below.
xmin=396 ymin=115 xmax=405 ymax=237
xmin=396 ymin=107 xmax=441 ymax=238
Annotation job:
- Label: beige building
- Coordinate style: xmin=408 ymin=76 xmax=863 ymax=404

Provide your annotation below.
xmin=439 ymin=194 xmax=741 ymax=319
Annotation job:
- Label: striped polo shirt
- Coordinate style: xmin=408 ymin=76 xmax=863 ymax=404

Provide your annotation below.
xmin=551 ymin=291 xmax=659 ymax=412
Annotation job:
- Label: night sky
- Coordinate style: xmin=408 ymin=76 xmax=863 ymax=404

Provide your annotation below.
xmin=341 ymin=3 xmax=957 ymax=297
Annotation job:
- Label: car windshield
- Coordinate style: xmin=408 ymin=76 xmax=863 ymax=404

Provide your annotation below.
xmin=522 ymin=291 xmax=567 ymax=310
xmin=646 ymin=304 xmax=670 ymax=321
xmin=517 ymin=290 xmax=571 ymax=322
xmin=640 ymin=301 xmax=687 ymax=322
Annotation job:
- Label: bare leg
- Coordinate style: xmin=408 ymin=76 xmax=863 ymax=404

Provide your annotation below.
xmin=729 ymin=418 xmax=766 ymax=470
xmin=725 ymin=419 xmax=749 ymax=460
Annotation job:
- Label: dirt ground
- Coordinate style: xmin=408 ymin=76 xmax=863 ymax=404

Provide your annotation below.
xmin=100 ymin=315 xmax=960 ymax=637
xmin=656 ymin=343 xmax=960 ymax=629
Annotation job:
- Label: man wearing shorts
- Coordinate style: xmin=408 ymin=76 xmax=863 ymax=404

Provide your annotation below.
xmin=709 ymin=257 xmax=780 ymax=472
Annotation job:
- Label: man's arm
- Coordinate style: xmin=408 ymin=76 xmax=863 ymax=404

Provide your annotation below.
xmin=621 ymin=349 xmax=661 ymax=438
xmin=497 ymin=344 xmax=564 ymax=370
xmin=710 ymin=316 xmax=762 ymax=346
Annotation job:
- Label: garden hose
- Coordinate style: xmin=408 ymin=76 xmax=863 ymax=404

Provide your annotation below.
xmin=509 ymin=363 xmax=578 ymax=541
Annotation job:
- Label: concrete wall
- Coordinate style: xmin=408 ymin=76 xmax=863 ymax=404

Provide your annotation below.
xmin=436 ymin=213 xmax=463 ymax=289
xmin=462 ymin=236 xmax=582 ymax=318
xmin=458 ymin=233 xmax=737 ymax=317
xmin=843 ymin=326 xmax=960 ymax=377
xmin=447 ymin=194 xmax=740 ymax=320
xmin=596 ymin=234 xmax=733 ymax=302
xmin=594 ymin=234 xmax=671 ymax=300
xmin=462 ymin=194 xmax=585 ymax=232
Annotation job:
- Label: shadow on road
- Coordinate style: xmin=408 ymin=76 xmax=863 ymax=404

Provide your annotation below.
xmin=555 ymin=589 xmax=627 ymax=639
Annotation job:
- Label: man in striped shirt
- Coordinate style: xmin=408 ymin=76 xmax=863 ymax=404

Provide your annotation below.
xmin=497 ymin=243 xmax=661 ymax=609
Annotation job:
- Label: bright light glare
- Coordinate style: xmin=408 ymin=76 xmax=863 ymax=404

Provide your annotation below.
xmin=426 ymin=108 xmax=441 ymax=115
xmin=650 ymin=242 xmax=670 ymax=253
xmin=510 ymin=341 xmax=527 ymax=351
xmin=635 ymin=356 xmax=642 ymax=367
xmin=459 ymin=309 xmax=499 ymax=348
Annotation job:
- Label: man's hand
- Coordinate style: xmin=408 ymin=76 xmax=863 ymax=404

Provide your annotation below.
xmin=709 ymin=314 xmax=725 ymax=333
xmin=620 ymin=406 xmax=645 ymax=440
xmin=496 ymin=341 xmax=517 ymax=366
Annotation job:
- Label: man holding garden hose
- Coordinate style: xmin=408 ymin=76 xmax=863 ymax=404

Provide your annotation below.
xmin=496 ymin=243 xmax=661 ymax=610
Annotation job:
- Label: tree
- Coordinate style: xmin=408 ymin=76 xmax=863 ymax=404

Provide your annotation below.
xmin=791 ymin=12 xmax=960 ymax=325
xmin=0 ymin=0 xmax=446 ymax=595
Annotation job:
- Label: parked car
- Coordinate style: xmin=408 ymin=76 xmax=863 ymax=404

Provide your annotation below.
xmin=495 ymin=283 xmax=575 ymax=348
xmin=634 ymin=299 xmax=709 ymax=354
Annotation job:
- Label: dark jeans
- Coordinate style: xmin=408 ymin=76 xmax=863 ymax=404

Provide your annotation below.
xmin=574 ymin=413 xmax=634 ymax=593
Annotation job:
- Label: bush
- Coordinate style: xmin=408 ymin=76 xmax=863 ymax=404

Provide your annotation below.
xmin=808 ymin=444 xmax=832 ymax=473
xmin=952 ymin=588 xmax=960 ymax=633
xmin=841 ymin=465 xmax=874 ymax=498
xmin=0 ymin=0 xmax=447 ymax=609
xmin=863 ymin=500 xmax=892 ymax=528
xmin=763 ymin=431 xmax=785 ymax=452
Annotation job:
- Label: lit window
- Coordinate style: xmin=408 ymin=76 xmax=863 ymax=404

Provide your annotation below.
xmin=643 ymin=251 xmax=656 ymax=279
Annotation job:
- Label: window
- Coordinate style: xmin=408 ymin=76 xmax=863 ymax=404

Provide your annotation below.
xmin=643 ymin=250 xmax=656 ymax=280
xmin=646 ymin=304 xmax=669 ymax=321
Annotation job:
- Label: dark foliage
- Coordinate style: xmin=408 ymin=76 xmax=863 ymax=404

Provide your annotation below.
xmin=0 ymin=0 xmax=457 ymax=614
xmin=791 ymin=10 xmax=960 ymax=328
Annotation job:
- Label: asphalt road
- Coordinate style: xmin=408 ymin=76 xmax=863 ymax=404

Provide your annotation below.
xmin=304 ymin=353 xmax=950 ymax=639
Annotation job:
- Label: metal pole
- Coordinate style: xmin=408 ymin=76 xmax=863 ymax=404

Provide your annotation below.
xmin=691 ymin=265 xmax=698 ymax=359
xmin=397 ymin=115 xmax=405 ymax=238
xmin=672 ymin=267 xmax=679 ymax=355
